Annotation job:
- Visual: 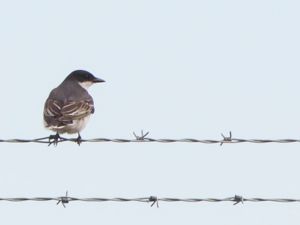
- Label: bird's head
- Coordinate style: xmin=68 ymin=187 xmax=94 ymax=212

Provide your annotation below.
xmin=65 ymin=70 xmax=105 ymax=89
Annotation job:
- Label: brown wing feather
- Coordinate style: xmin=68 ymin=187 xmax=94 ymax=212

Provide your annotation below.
xmin=61 ymin=101 xmax=94 ymax=119
xmin=44 ymin=99 xmax=94 ymax=127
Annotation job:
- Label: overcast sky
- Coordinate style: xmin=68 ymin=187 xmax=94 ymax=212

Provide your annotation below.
xmin=0 ymin=0 xmax=300 ymax=224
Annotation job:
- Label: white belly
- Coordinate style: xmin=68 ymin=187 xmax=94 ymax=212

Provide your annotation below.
xmin=46 ymin=115 xmax=91 ymax=134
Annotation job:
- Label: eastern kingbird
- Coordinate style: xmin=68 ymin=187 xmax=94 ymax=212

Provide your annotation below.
xmin=44 ymin=70 xmax=105 ymax=145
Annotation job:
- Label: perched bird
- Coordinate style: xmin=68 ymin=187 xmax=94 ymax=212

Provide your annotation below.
xmin=44 ymin=70 xmax=105 ymax=145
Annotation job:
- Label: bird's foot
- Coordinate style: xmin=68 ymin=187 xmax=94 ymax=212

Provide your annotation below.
xmin=76 ymin=133 xmax=82 ymax=146
xmin=48 ymin=133 xmax=61 ymax=146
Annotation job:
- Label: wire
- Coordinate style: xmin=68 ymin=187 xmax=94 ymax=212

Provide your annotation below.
xmin=1 ymin=193 xmax=299 ymax=207
xmin=1 ymin=131 xmax=300 ymax=146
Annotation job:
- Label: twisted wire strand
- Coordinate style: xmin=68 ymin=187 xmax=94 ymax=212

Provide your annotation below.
xmin=1 ymin=195 xmax=300 ymax=207
xmin=0 ymin=131 xmax=300 ymax=145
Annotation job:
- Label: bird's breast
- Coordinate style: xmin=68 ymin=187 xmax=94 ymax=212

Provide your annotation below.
xmin=45 ymin=115 xmax=91 ymax=134
xmin=65 ymin=115 xmax=91 ymax=134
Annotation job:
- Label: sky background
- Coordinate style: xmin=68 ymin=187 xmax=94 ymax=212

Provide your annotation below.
xmin=0 ymin=0 xmax=300 ymax=224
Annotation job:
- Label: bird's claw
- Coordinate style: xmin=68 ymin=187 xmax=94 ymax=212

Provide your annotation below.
xmin=48 ymin=133 xmax=61 ymax=146
xmin=76 ymin=134 xmax=82 ymax=146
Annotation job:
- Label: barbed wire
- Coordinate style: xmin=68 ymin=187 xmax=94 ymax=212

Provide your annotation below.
xmin=1 ymin=131 xmax=300 ymax=146
xmin=1 ymin=193 xmax=300 ymax=207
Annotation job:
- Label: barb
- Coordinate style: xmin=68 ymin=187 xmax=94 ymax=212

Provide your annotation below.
xmin=220 ymin=131 xmax=232 ymax=146
xmin=56 ymin=191 xmax=70 ymax=208
xmin=133 ymin=130 xmax=150 ymax=141
xmin=0 ymin=194 xmax=300 ymax=206
xmin=148 ymin=196 xmax=159 ymax=208
xmin=1 ymin=131 xmax=300 ymax=145
xmin=233 ymin=195 xmax=244 ymax=205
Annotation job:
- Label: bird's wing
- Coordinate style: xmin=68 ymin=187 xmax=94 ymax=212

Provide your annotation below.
xmin=61 ymin=100 xmax=94 ymax=120
xmin=44 ymin=99 xmax=94 ymax=126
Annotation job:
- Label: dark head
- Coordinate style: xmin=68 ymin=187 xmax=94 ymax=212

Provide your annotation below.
xmin=64 ymin=70 xmax=105 ymax=89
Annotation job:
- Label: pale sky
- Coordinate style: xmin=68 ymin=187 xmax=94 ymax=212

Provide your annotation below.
xmin=0 ymin=0 xmax=300 ymax=224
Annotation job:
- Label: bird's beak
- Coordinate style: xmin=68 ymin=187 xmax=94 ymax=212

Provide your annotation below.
xmin=93 ymin=77 xmax=105 ymax=83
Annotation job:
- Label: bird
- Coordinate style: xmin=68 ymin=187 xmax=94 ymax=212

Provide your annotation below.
xmin=43 ymin=70 xmax=105 ymax=145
